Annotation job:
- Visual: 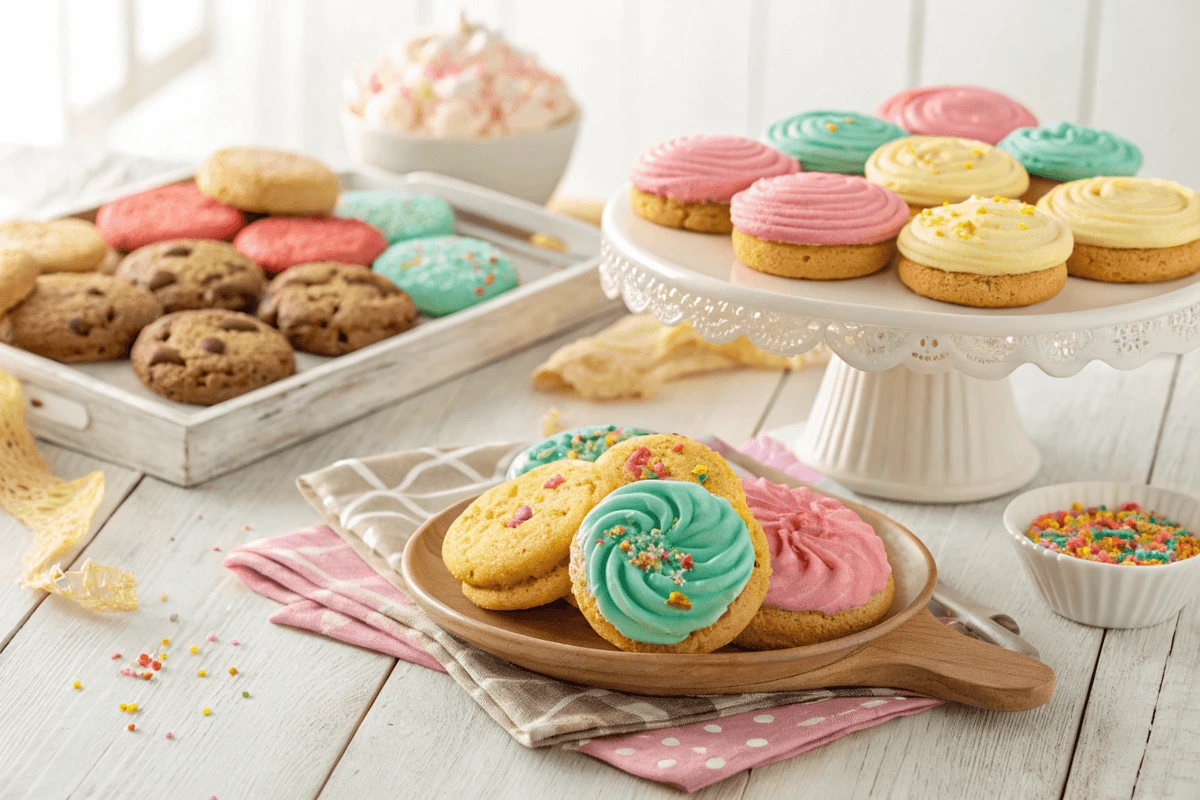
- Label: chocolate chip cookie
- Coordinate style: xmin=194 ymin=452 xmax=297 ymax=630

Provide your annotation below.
xmin=258 ymin=262 xmax=417 ymax=356
xmin=117 ymin=240 xmax=265 ymax=313
xmin=131 ymin=309 xmax=295 ymax=405
xmin=0 ymin=273 xmax=162 ymax=362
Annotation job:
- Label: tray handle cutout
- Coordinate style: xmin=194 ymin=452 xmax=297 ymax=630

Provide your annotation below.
xmin=22 ymin=383 xmax=90 ymax=431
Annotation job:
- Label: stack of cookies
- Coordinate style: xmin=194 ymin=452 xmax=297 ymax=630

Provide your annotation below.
xmin=629 ymin=84 xmax=1200 ymax=308
xmin=443 ymin=429 xmax=895 ymax=654
xmin=0 ymin=146 xmax=521 ymax=405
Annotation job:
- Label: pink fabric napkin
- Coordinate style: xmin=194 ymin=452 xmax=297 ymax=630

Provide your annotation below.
xmin=224 ymin=434 xmax=940 ymax=792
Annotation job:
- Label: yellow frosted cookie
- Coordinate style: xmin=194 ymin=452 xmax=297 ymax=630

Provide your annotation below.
xmin=196 ymin=146 xmax=339 ymax=216
xmin=442 ymin=460 xmax=616 ymax=610
xmin=0 ymin=218 xmax=107 ymax=273
xmin=865 ymin=135 xmax=1029 ymax=210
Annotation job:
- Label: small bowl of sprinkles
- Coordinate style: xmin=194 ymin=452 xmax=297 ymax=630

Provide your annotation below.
xmin=1004 ymin=482 xmax=1200 ymax=628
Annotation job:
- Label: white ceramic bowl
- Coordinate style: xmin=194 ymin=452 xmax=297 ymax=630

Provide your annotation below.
xmin=341 ymin=110 xmax=580 ymax=205
xmin=1003 ymin=482 xmax=1200 ymax=628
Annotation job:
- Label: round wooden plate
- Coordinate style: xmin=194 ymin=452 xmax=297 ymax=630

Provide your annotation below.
xmin=402 ymin=496 xmax=1055 ymax=710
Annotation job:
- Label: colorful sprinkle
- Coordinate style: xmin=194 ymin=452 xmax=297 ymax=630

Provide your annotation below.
xmin=671 ymin=442 xmax=685 ymax=453
xmin=127 ymin=723 xmax=136 ymax=732
xmin=110 ymin=652 xmax=121 ymax=660
xmin=542 ymin=474 xmax=565 ymax=490
xmin=165 ymin=731 xmax=174 ymax=740
xmin=231 ymin=640 xmax=240 ymax=647
xmin=665 ymin=591 xmax=693 ymax=610
xmin=207 ymin=634 xmax=217 ymax=643
xmin=228 ymin=667 xmax=238 ymax=676
xmin=625 ymin=446 xmax=652 ymax=478
xmin=159 ymin=594 xmax=168 ymax=602
xmin=72 ymin=681 xmax=81 ymax=690
xmin=197 ymin=669 xmax=207 ymax=677
xmin=506 ymin=505 xmax=533 ymax=528
xmin=1026 ymin=502 xmax=1197 ymax=566
xmin=242 ymin=691 xmax=250 ymax=699
xmin=202 ymin=708 xmax=212 ymax=716
xmin=190 ymin=646 xmax=199 ymax=654
xmin=161 ymin=638 xmax=170 ymax=646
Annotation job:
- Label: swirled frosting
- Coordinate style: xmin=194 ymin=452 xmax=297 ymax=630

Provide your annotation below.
xmin=731 ymin=172 xmax=909 ymax=245
xmin=629 ymin=135 xmax=799 ymax=204
xmin=742 ymin=479 xmax=889 ymax=616
xmin=865 ymin=135 xmax=1029 ymax=207
xmin=998 ymin=122 xmax=1142 ymax=183
xmin=1035 ymin=177 xmax=1200 ymax=249
xmin=898 ymin=195 xmax=1073 ymax=275
xmin=576 ymin=481 xmax=754 ymax=645
xmin=876 ymin=85 xmax=1038 ymax=144
xmin=507 ymin=425 xmax=652 ymax=479
xmin=764 ymin=110 xmax=907 ymax=174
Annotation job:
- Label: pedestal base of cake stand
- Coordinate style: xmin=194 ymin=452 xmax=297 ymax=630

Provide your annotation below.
xmin=796 ymin=357 xmax=1040 ymax=503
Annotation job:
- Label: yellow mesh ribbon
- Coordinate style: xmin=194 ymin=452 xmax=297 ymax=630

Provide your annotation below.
xmin=0 ymin=372 xmax=136 ymax=610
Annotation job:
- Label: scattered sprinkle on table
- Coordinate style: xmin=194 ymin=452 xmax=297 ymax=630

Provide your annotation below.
xmin=110 ymin=652 xmax=121 ymax=660
xmin=1026 ymin=502 xmax=1199 ymax=565
xmin=202 ymin=708 xmax=212 ymax=716
xmin=161 ymin=638 xmax=170 ymax=646
xmin=127 ymin=723 xmax=136 ymax=732
xmin=207 ymin=634 xmax=218 ymax=642
xmin=242 ymin=691 xmax=250 ymax=699
xmin=197 ymin=670 xmax=207 ymax=677
xmin=190 ymin=646 xmax=199 ymax=654
xmin=71 ymin=681 xmax=81 ymax=690
xmin=212 ymin=546 xmax=221 ymax=552
xmin=165 ymin=731 xmax=174 ymax=740
xmin=228 ymin=667 xmax=238 ymax=676
xmin=159 ymin=593 xmax=167 ymax=601
xmin=230 ymin=639 xmax=240 ymax=646
xmin=170 ymin=613 xmax=179 ymax=622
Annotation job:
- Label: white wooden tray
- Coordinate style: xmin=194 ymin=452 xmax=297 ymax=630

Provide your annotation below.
xmin=0 ymin=168 xmax=617 ymax=486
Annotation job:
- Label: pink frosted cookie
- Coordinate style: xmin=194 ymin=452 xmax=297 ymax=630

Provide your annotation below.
xmin=95 ymin=183 xmax=245 ymax=251
xmin=877 ymin=85 xmax=1038 ymax=145
xmin=628 ymin=134 xmax=799 ymax=234
xmin=733 ymin=478 xmax=894 ymax=650
xmin=731 ymin=172 xmax=908 ymax=279
xmin=233 ymin=217 xmax=387 ymax=274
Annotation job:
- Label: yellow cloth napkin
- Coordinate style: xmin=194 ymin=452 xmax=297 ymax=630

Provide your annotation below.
xmin=533 ymin=314 xmax=828 ymax=400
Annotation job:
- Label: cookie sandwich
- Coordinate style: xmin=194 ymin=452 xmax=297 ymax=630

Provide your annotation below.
xmin=865 ymin=135 xmax=1030 ymax=215
xmin=442 ymin=460 xmax=616 ymax=610
xmin=876 ymin=84 xmax=1038 ymax=145
xmin=734 ymin=479 xmax=893 ymax=650
xmin=731 ymin=172 xmax=909 ymax=279
xmin=1036 ymin=177 xmax=1200 ymax=283
xmin=764 ymin=110 xmax=906 ymax=175
xmin=570 ymin=434 xmax=771 ymax=654
xmin=998 ymin=122 xmax=1142 ymax=203
xmin=897 ymin=196 xmax=1072 ymax=307
xmin=629 ymin=135 xmax=799 ymax=233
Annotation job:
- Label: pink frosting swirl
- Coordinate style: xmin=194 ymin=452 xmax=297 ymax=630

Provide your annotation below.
xmin=731 ymin=172 xmax=909 ymax=245
xmin=877 ymin=85 xmax=1038 ymax=145
xmin=629 ymin=134 xmax=799 ymax=203
xmin=742 ymin=478 xmax=891 ymax=615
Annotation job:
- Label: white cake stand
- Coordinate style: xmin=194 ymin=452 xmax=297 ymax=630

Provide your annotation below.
xmin=600 ymin=187 xmax=1200 ymax=502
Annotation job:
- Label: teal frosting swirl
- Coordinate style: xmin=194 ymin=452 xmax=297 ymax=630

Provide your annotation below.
xmin=576 ymin=481 xmax=754 ymax=645
xmin=507 ymin=425 xmax=652 ymax=479
xmin=765 ymin=110 xmax=907 ymax=175
xmin=997 ymin=121 xmax=1142 ymax=182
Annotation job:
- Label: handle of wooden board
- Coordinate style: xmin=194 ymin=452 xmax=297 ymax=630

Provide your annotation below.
xmin=810 ymin=608 xmax=1056 ymax=711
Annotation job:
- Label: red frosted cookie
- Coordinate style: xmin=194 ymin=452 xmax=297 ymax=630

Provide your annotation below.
xmin=233 ymin=217 xmax=387 ymax=274
xmin=95 ymin=183 xmax=245 ymax=250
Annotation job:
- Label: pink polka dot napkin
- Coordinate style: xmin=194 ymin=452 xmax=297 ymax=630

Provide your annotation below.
xmin=223 ymin=435 xmax=949 ymax=792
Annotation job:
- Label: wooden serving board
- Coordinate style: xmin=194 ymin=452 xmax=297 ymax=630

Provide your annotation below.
xmin=403 ymin=497 xmax=1056 ymax=711
xmin=0 ymin=168 xmax=618 ymax=486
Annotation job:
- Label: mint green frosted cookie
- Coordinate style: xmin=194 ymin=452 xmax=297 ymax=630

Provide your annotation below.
xmin=335 ymin=191 xmax=455 ymax=243
xmin=373 ymin=235 xmax=517 ymax=317
xmin=507 ymin=425 xmax=653 ymax=479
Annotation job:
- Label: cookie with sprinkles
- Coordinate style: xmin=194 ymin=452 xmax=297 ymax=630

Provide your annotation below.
xmin=372 ymin=235 xmax=518 ymax=317
xmin=593 ymin=433 xmax=746 ymax=508
xmin=442 ymin=460 xmax=617 ymax=610
xmin=569 ymin=480 xmax=770 ymax=653
xmin=506 ymin=424 xmax=653 ymax=479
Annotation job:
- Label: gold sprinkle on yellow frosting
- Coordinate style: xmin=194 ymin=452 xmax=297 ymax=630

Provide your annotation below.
xmin=964 ymin=162 xmax=974 ymax=170
xmin=1019 ymin=223 xmax=1028 ymax=230
xmin=1019 ymin=205 xmax=1035 ymax=215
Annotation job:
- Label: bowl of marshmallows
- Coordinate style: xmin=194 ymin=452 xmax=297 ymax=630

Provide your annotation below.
xmin=342 ymin=15 xmax=579 ymax=205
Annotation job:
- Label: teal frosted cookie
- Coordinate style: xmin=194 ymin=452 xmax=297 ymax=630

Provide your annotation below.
xmin=373 ymin=236 xmax=518 ymax=317
xmin=507 ymin=425 xmax=652 ymax=479
xmin=997 ymin=122 xmax=1142 ymax=182
xmin=570 ymin=481 xmax=761 ymax=651
xmin=335 ymin=191 xmax=455 ymax=243
xmin=765 ymin=110 xmax=906 ymax=175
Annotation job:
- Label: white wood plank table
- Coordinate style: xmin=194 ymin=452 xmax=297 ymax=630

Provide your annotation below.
xmin=0 ymin=147 xmax=1195 ymax=799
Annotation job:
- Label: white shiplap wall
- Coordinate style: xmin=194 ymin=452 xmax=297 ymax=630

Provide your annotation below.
xmin=98 ymin=0 xmax=1200 ymax=199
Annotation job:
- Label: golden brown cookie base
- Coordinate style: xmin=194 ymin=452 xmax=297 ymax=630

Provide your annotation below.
xmin=898 ymin=256 xmax=1067 ymax=308
xmin=118 ymin=239 xmax=264 ymax=314
xmin=630 ymin=187 xmax=732 ymax=234
xmin=1020 ymin=175 xmax=1061 ymax=205
xmin=197 ymin=147 xmax=339 ymax=216
xmin=1066 ymin=239 xmax=1200 ymax=283
xmin=733 ymin=574 xmax=895 ymax=650
xmin=732 ymin=230 xmax=895 ymax=280
xmin=569 ymin=544 xmax=770 ymax=654
xmin=460 ymin=561 xmax=571 ymax=611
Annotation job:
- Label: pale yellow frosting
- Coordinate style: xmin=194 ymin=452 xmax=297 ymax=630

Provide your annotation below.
xmin=898 ymin=196 xmax=1073 ymax=276
xmin=865 ymin=135 xmax=1029 ymax=207
xmin=1035 ymin=177 xmax=1200 ymax=249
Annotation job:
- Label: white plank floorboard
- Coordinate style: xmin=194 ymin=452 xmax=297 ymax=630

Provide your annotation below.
xmin=742 ymin=358 xmax=1177 ymax=799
